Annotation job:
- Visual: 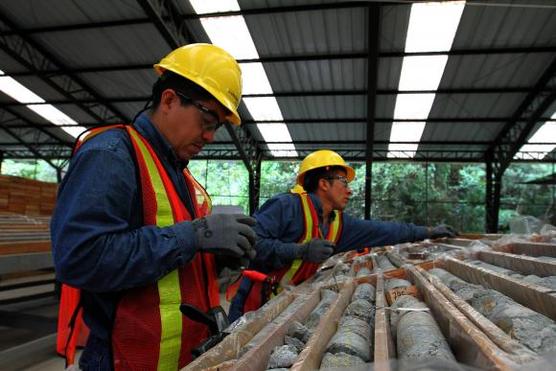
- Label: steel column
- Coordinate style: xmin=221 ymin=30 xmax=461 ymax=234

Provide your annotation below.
xmin=365 ymin=4 xmax=380 ymax=219
xmin=484 ymin=56 xmax=556 ymax=232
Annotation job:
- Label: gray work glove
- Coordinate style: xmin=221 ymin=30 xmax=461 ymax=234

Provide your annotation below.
xmin=297 ymin=238 xmax=335 ymax=263
xmin=192 ymin=214 xmax=257 ymax=260
xmin=428 ymin=224 xmax=457 ymax=239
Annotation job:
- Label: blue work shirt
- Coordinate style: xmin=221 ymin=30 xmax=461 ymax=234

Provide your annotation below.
xmin=51 ymin=113 xmax=199 ymax=369
xmin=228 ymin=192 xmax=429 ymax=321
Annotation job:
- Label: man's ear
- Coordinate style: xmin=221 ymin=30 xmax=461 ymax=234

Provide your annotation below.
xmin=159 ymin=89 xmax=177 ymax=114
xmin=318 ymin=178 xmax=331 ymax=192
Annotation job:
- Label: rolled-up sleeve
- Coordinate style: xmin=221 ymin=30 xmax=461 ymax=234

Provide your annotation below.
xmin=51 ymin=133 xmax=198 ymax=293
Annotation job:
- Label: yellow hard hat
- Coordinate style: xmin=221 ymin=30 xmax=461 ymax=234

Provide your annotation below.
xmin=296 ymin=150 xmax=355 ymax=185
xmin=154 ymin=43 xmax=242 ymax=125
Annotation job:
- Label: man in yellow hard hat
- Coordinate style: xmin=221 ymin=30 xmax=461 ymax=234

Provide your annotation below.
xmin=51 ymin=44 xmax=256 ymax=370
xmin=228 ymin=149 xmax=455 ymax=321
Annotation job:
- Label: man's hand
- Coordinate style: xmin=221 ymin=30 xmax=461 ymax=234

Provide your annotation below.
xmin=429 ymin=224 xmax=457 ymax=239
xmin=298 ymin=238 xmax=335 ymax=263
xmin=192 ymin=214 xmax=256 ymax=259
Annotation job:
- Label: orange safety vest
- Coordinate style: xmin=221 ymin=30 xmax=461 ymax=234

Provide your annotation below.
xmin=56 ymin=124 xmax=219 ymax=370
xmin=243 ymin=190 xmax=342 ymax=313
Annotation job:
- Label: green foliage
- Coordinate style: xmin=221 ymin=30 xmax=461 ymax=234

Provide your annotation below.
xmin=4 ymin=156 xmax=553 ymax=233
xmin=188 ymin=160 xmax=250 ymax=213
xmin=1 ymin=159 xmax=59 ymax=183
xmin=500 ymin=163 xmax=555 ymax=227
xmin=259 ymin=161 xmax=299 ymax=204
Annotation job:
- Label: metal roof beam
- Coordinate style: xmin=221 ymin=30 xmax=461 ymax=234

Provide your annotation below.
xmin=237 ymin=47 xmax=556 ymax=63
xmin=244 ymin=117 xmax=552 ymax=124
xmin=0 ymin=18 xmax=154 ymax=35
xmin=3 ymin=116 xmax=551 ymax=129
xmin=0 ymin=2 xmax=370 ymax=36
xmin=1 ymin=108 xmax=72 ymax=147
xmin=6 ymin=46 xmax=554 ymax=76
xmin=3 ymin=147 xmax=551 ymax=163
xmin=1 ymin=87 xmax=537 ymax=104
xmin=0 ymin=12 xmax=128 ymax=124
xmin=488 ymin=56 xmax=556 ymax=173
xmin=137 ymin=0 xmax=192 ymax=48
xmin=0 ymin=126 xmax=61 ymax=169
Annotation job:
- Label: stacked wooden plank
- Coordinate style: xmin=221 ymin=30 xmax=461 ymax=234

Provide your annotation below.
xmin=0 ymin=214 xmax=51 ymax=255
xmin=0 ymin=176 xmax=55 ymax=303
xmin=0 ymin=175 xmax=57 ymax=216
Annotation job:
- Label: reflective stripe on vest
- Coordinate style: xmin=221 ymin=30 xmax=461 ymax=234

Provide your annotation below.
xmin=126 ymin=128 xmax=182 ymax=370
xmin=280 ymin=192 xmax=342 ymax=286
xmin=62 ymin=124 xmax=218 ymax=370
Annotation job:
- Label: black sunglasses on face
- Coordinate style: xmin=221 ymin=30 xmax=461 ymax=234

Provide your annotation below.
xmin=174 ymin=91 xmax=228 ymax=132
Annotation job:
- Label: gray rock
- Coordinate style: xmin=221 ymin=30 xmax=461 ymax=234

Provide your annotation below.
xmin=344 ymin=299 xmax=375 ymax=323
xmin=397 ymin=308 xmax=455 ymax=362
xmin=327 ymin=331 xmax=371 ymax=362
xmin=376 ymin=254 xmax=396 ymax=270
xmin=284 ymin=335 xmax=305 ymax=352
xmin=320 ymin=351 xmax=366 ymax=368
xmin=287 ymin=321 xmax=312 ymax=343
xmin=389 ymin=295 xmax=428 ymax=336
xmin=352 ymin=283 xmax=375 ymax=302
xmin=305 ymin=289 xmax=338 ymax=329
xmin=523 ymin=275 xmax=556 ymax=290
xmin=471 ymin=289 xmax=556 ymax=354
xmin=338 ymin=315 xmax=373 ymax=340
xmin=266 ymin=344 xmax=298 ymax=369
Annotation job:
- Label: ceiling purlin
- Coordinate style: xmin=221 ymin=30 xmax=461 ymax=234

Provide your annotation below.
xmin=0 ymin=11 xmax=129 ymax=125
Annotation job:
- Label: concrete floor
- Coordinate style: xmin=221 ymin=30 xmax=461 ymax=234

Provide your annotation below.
xmin=6 ymin=292 xmax=231 ymax=370
xmin=22 ymin=354 xmax=67 ymax=371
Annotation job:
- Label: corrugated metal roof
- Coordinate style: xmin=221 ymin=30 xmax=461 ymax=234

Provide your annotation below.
xmin=0 ymin=0 xmax=554 ymax=163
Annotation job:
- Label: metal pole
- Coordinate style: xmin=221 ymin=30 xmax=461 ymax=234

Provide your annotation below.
xmin=364 ymin=3 xmax=380 ymax=219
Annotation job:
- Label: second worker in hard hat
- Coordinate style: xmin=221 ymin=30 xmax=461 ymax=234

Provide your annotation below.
xmin=51 ymin=44 xmax=256 ymax=370
xmin=228 ymin=149 xmax=455 ymax=322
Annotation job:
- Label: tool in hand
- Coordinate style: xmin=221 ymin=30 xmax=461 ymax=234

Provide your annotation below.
xmin=180 ymin=304 xmax=230 ymax=358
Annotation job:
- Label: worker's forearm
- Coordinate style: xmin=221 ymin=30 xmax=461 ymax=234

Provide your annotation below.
xmin=54 ymin=223 xmax=197 ymax=292
xmin=253 ymin=238 xmax=300 ymax=270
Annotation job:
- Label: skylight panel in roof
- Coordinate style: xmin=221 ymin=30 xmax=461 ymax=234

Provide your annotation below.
xmin=191 ymin=0 xmax=297 ymax=157
xmin=388 ymin=1 xmax=465 ymax=158
xmin=393 ymin=94 xmax=436 ymax=120
xmin=405 ymin=2 xmax=465 ymax=53
xmin=398 ymin=56 xmax=449 ymax=91
xmin=27 ymin=104 xmax=84 ymax=138
xmin=0 ymin=69 xmax=85 ymax=138
xmin=515 ymin=120 xmax=556 ymax=160
xmin=189 ymin=0 xmax=239 ymax=14
xmin=387 ymin=122 xmax=426 ymax=158
xmin=259 ymin=125 xmax=296 ymax=157
xmin=199 ymin=16 xmax=258 ymax=60
xmin=241 ymin=63 xmax=273 ymax=95
xmin=243 ymin=97 xmax=283 ymax=121
xmin=0 ymin=74 xmax=45 ymax=104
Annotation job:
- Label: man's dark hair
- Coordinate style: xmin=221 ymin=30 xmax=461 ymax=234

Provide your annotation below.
xmin=302 ymin=165 xmax=346 ymax=193
xmin=151 ymin=71 xmax=214 ymax=110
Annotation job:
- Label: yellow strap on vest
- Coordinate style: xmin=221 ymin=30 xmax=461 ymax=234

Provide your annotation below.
xmin=281 ymin=193 xmax=342 ymax=287
xmin=128 ymin=129 xmax=182 ymax=371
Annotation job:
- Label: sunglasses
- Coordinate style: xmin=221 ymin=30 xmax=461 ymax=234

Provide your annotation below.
xmin=324 ymin=175 xmax=350 ymax=187
xmin=174 ymin=91 xmax=228 ymax=132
